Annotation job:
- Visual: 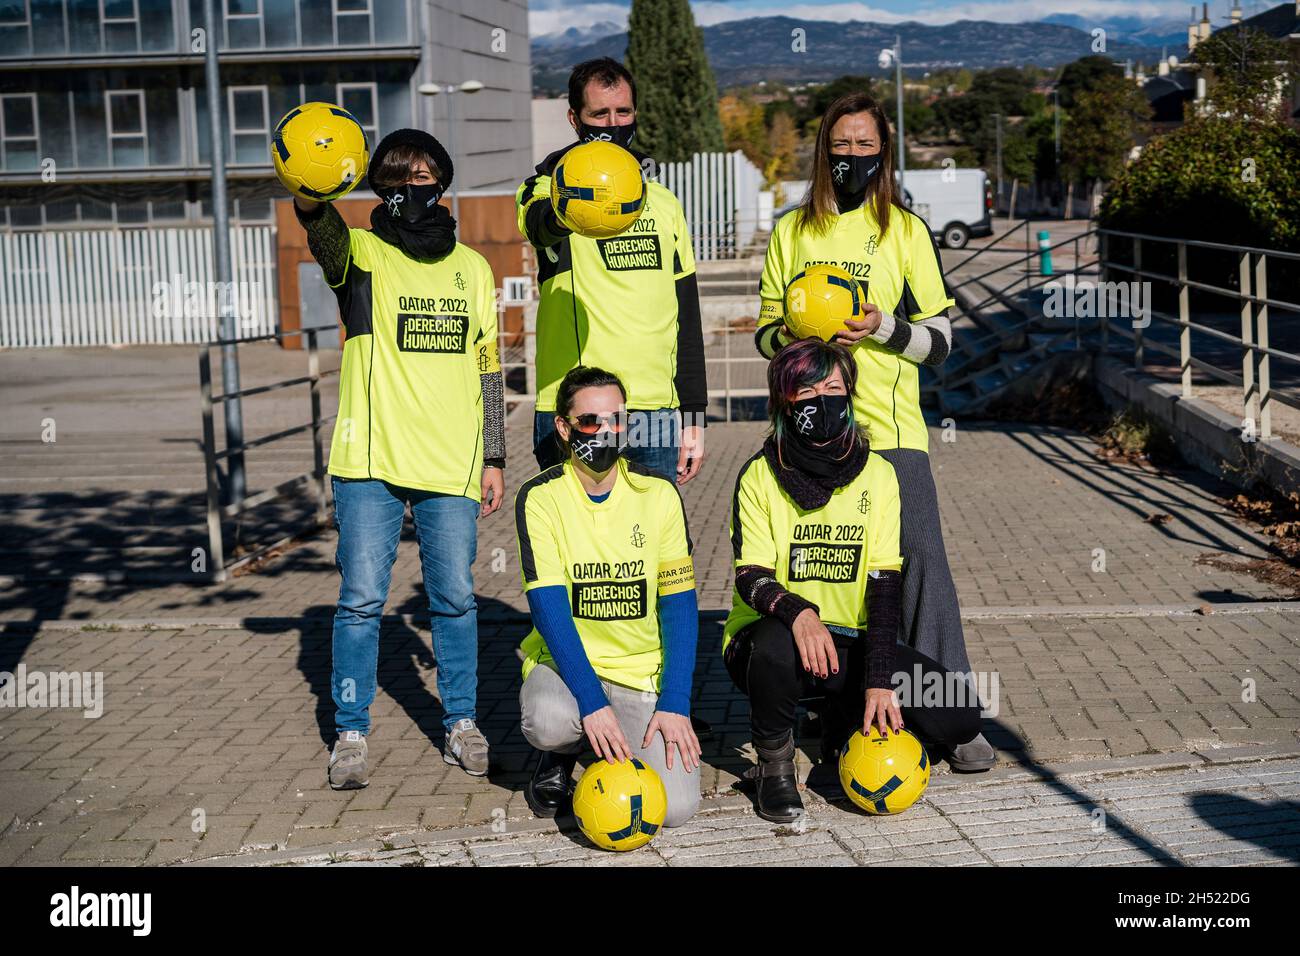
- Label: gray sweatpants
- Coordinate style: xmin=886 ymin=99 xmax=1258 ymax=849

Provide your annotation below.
xmin=874 ymin=447 xmax=973 ymax=675
xmin=519 ymin=663 xmax=701 ymax=828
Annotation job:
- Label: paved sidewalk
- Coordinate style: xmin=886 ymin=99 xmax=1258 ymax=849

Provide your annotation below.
xmin=209 ymin=753 xmax=1300 ymax=867
xmin=2 ymin=410 xmax=1299 ymax=865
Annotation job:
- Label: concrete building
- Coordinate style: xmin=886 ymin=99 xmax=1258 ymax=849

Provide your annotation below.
xmin=0 ymin=0 xmax=532 ymax=230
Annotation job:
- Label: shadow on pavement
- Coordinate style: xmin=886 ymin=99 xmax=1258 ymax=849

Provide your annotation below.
xmin=1189 ymin=792 xmax=1300 ymax=864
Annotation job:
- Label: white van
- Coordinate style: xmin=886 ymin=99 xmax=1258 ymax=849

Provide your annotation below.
xmin=901 ymin=168 xmax=993 ymax=249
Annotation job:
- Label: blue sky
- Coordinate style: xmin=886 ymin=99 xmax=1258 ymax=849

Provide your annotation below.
xmin=527 ymin=0 xmax=1273 ymax=36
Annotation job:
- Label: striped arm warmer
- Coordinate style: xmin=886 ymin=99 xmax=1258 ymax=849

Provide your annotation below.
xmin=870 ymin=309 xmax=952 ymax=366
xmin=480 ymin=370 xmax=505 ymax=469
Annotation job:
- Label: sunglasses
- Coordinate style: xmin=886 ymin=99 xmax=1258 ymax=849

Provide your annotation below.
xmin=564 ymin=412 xmax=627 ymax=435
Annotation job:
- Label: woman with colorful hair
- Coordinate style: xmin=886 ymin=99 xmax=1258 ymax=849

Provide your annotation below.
xmin=725 ymin=338 xmax=984 ymax=823
xmin=752 ymin=91 xmax=995 ymax=772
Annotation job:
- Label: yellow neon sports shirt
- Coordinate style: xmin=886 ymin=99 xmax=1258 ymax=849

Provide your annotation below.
xmin=515 ymin=456 xmax=695 ymax=693
xmin=723 ymin=449 xmax=903 ymax=649
xmin=327 ymin=229 xmax=500 ymax=500
xmin=757 ymin=204 xmax=954 ymax=452
xmin=516 ymin=175 xmax=695 ymax=412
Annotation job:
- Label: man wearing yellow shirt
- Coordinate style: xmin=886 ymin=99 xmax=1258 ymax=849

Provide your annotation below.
xmin=516 ymin=57 xmax=707 ymax=485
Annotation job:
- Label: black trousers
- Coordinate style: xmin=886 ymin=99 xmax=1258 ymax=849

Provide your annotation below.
xmin=724 ymin=617 xmax=982 ymax=749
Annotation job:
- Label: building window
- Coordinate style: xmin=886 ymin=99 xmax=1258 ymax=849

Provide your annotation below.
xmin=0 ymin=0 xmax=30 ymax=58
xmin=228 ymin=86 xmax=268 ymax=165
xmin=225 ymin=0 xmax=263 ymax=49
xmin=102 ymin=0 xmax=141 ymax=53
xmin=337 ymin=82 xmax=378 ymax=146
xmin=334 ymin=0 xmax=372 ymax=45
xmin=106 ymin=90 xmax=147 ymax=167
xmin=1 ymin=93 xmax=39 ymax=171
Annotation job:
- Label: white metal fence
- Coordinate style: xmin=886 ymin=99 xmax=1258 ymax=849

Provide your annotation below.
xmin=0 ymin=225 xmax=278 ymax=348
xmin=656 ymin=150 xmax=767 ymax=261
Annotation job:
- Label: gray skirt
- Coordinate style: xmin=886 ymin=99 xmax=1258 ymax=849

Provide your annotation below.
xmin=873 ymin=447 xmax=972 ymax=674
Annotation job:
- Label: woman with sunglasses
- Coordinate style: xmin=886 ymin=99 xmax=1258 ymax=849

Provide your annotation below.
xmin=513 ymin=366 xmax=701 ymax=825
xmin=726 ymin=339 xmax=983 ymax=823
xmin=752 ymin=92 xmax=995 ymax=771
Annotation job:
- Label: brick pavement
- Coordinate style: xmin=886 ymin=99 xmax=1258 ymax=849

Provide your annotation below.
xmin=214 ymin=754 xmax=1300 ymax=867
xmin=2 ymin=413 xmax=1299 ymax=865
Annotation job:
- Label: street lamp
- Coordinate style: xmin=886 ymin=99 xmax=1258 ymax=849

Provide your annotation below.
xmin=417 ymin=80 xmax=485 ymax=222
xmin=878 ymin=37 xmax=905 ymax=199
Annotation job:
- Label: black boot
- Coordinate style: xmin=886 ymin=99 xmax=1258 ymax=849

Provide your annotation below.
xmin=525 ymin=749 xmax=578 ymax=818
xmin=745 ymin=732 xmax=804 ymax=823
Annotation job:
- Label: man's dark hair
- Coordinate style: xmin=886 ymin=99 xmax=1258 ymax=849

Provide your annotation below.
xmin=556 ymin=365 xmax=627 ymax=417
xmin=567 ymin=57 xmax=638 ymax=115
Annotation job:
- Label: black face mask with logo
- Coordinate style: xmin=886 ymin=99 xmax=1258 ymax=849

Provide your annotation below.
xmin=787 ymin=393 xmax=852 ymax=443
xmin=568 ymin=430 xmax=623 ymax=474
xmin=829 ymin=152 xmax=883 ymax=209
xmin=576 ymin=121 xmax=637 ymax=150
xmin=370 ymin=181 xmax=457 ymax=260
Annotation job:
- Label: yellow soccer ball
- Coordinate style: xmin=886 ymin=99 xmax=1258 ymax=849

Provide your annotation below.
xmin=271 ymin=102 xmax=369 ymax=202
xmin=572 ymin=757 xmax=667 ymax=851
xmin=838 ymin=726 xmax=930 ymax=815
xmin=783 ymin=264 xmax=867 ymax=341
xmin=550 ymin=140 xmax=646 ymax=239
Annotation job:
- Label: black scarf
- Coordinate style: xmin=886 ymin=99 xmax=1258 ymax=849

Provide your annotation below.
xmin=369 ymin=202 xmax=457 ymax=260
xmin=763 ymin=430 xmax=869 ymax=510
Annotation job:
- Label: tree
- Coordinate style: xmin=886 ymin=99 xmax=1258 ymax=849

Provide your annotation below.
xmin=719 ymin=94 xmax=766 ymax=166
xmin=1062 ymin=74 xmax=1151 ymax=183
xmin=625 ymin=0 xmax=724 ymax=162
xmin=1100 ymin=116 xmax=1300 ymax=250
xmin=1193 ymin=26 xmax=1298 ymax=123
xmin=765 ymin=110 xmax=799 ymax=183
xmin=1057 ymin=55 xmax=1124 ymax=109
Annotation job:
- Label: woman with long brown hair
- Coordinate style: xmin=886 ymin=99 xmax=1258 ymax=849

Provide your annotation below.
xmin=752 ymin=92 xmax=994 ymax=771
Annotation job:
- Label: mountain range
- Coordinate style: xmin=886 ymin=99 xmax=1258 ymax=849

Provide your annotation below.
xmin=530 ymin=15 xmax=1186 ymax=92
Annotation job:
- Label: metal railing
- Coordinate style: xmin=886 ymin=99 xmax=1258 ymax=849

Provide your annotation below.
xmin=1098 ymin=228 xmax=1300 ymax=441
xmin=198 ymin=325 xmax=338 ymax=581
xmin=932 ymin=222 xmax=1101 ymax=397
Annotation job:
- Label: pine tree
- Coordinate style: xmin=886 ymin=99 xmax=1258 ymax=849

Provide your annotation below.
xmin=625 ymin=0 xmax=724 ymax=163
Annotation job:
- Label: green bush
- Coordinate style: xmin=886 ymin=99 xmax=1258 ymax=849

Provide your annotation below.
xmin=1100 ymin=117 xmax=1300 ymax=251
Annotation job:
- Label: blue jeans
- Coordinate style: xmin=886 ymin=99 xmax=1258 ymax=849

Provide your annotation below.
xmin=331 ymin=476 xmax=479 ymax=735
xmin=533 ymin=407 xmax=680 ymax=479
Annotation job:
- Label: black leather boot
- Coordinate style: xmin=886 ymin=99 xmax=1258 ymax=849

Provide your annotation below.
xmin=745 ymin=732 xmax=804 ymax=823
xmin=525 ymin=749 xmax=578 ymax=818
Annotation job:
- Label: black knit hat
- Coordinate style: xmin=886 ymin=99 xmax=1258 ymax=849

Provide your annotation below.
xmin=367 ymin=128 xmax=453 ymax=191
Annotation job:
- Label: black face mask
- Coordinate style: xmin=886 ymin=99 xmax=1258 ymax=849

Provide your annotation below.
xmin=786 ymin=393 xmax=852 ymax=443
xmin=568 ymin=430 xmax=623 ymax=474
xmin=829 ymin=152 xmax=883 ymax=199
xmin=577 ymin=121 xmax=637 ymax=150
xmin=375 ymin=182 xmax=445 ymax=225
xmin=370 ymin=181 xmax=456 ymax=259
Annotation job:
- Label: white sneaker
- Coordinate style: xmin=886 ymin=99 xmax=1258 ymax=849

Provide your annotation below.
xmin=444 ymin=719 xmax=490 ymax=776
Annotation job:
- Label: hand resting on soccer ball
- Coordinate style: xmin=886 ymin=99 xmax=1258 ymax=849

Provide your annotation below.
xmin=832 ymin=302 xmax=883 ymax=345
